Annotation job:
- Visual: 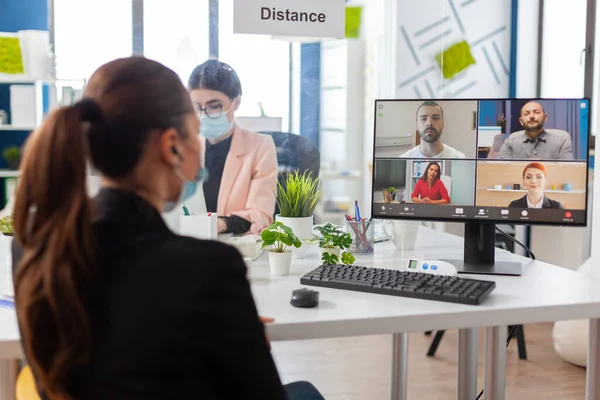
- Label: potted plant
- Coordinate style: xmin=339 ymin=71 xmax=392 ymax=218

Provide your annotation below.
xmin=275 ymin=170 xmax=323 ymax=259
xmin=261 ymin=221 xmax=302 ymax=276
xmin=388 ymin=186 xmax=397 ymax=201
xmin=313 ymin=223 xmax=355 ymax=265
xmin=2 ymin=146 xmax=20 ymax=170
xmin=496 ymin=113 xmax=507 ymax=133
xmin=0 ymin=214 xmax=14 ymax=269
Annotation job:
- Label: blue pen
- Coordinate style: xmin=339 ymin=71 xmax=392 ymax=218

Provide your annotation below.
xmin=355 ymin=201 xmax=361 ymax=221
xmin=0 ymin=298 xmax=14 ymax=309
xmin=182 ymin=204 xmax=190 ymax=216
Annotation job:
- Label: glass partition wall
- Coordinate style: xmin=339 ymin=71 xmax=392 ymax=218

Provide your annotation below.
xmin=47 ymin=0 xmax=598 ymax=268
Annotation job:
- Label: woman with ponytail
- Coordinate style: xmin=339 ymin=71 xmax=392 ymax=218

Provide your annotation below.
xmin=12 ymin=57 xmax=323 ymax=400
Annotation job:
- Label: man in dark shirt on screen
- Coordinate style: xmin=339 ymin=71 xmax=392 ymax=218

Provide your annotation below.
xmin=499 ymin=101 xmax=574 ymax=160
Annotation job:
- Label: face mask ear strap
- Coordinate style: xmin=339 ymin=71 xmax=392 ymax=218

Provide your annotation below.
xmin=198 ymin=168 xmax=209 ymax=182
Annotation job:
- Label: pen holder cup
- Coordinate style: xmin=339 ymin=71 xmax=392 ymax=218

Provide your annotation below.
xmin=179 ymin=214 xmax=218 ymax=240
xmin=345 ymin=220 xmax=375 ymax=255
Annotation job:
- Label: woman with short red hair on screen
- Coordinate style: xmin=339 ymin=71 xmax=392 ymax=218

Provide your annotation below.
xmin=508 ymin=162 xmax=563 ymax=209
xmin=411 ymin=161 xmax=450 ymax=204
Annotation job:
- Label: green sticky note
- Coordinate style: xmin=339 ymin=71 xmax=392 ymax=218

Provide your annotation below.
xmin=0 ymin=36 xmax=25 ymax=75
xmin=435 ymin=40 xmax=476 ymax=80
xmin=345 ymin=6 xmax=363 ymax=39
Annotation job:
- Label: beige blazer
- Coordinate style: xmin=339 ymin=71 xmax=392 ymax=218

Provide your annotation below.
xmin=207 ymin=125 xmax=278 ymax=234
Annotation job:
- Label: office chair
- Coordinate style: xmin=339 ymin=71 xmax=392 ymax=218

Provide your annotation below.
xmin=16 ymin=365 xmax=40 ymax=400
xmin=260 ymin=131 xmax=320 ymax=215
xmin=424 ymin=325 xmax=528 ymax=360
xmin=487 ymin=133 xmax=507 ymax=159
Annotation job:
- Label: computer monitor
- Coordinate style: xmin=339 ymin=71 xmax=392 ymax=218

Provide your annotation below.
xmin=371 ymin=98 xmax=591 ymax=276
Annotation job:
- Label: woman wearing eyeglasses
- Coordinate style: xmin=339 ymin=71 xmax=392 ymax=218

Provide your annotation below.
xmin=187 ymin=60 xmax=278 ymax=235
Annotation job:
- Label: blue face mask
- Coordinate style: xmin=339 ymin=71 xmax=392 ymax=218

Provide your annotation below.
xmin=164 ymin=167 xmax=209 ymax=213
xmin=200 ymin=110 xmax=234 ymax=140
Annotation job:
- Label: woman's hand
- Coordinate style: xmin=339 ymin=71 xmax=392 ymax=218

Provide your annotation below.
xmin=217 ymin=218 xmax=227 ymax=233
xmin=260 ymin=316 xmax=275 ymax=348
xmin=422 ymin=197 xmax=432 ymax=204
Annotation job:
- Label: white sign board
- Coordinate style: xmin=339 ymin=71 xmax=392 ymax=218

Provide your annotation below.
xmin=233 ymin=0 xmax=346 ymax=39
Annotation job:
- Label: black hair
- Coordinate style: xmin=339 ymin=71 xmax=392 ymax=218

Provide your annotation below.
xmin=416 ymin=101 xmax=444 ymax=119
xmin=188 ymin=59 xmax=243 ymax=100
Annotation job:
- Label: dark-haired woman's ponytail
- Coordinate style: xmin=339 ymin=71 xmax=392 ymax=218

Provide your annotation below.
xmin=13 ymin=101 xmax=97 ymax=400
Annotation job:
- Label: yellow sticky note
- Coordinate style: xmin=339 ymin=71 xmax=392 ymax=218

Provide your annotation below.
xmin=345 ymin=6 xmax=362 ymax=39
xmin=0 ymin=36 xmax=25 ymax=75
xmin=435 ymin=40 xmax=476 ymax=80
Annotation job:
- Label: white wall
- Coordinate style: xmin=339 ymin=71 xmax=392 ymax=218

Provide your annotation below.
xmin=541 ymin=0 xmax=587 ymax=98
xmin=516 ymin=0 xmax=539 ymax=97
xmin=450 ymin=160 xmax=476 ymax=206
xmin=394 ymin=0 xmax=512 ymax=99
xmin=529 ymin=0 xmax=593 ymax=269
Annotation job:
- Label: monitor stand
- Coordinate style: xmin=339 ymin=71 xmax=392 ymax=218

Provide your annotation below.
xmin=442 ymin=222 xmax=522 ymax=277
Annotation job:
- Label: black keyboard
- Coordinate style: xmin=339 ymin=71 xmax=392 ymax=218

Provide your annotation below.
xmin=300 ymin=264 xmax=496 ymax=305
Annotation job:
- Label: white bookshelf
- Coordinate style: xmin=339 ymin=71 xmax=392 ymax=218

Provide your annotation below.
xmin=0 ymin=77 xmax=84 ymax=207
xmin=485 ymin=189 xmax=586 ymax=194
xmin=0 ymin=171 xmax=20 ymax=178
xmin=0 ymin=77 xmax=84 ymax=84
xmin=0 ymin=77 xmax=86 ymax=128
xmin=0 ymin=125 xmax=35 ymax=131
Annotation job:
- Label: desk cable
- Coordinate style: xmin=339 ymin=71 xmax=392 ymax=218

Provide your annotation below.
xmin=494 ymin=226 xmax=536 ymax=260
xmin=474 ymin=227 xmax=535 ymax=400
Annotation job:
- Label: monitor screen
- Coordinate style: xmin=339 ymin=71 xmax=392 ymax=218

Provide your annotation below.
xmin=371 ymin=98 xmax=590 ymax=227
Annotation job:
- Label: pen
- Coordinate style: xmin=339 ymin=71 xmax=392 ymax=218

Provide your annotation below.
xmin=345 ymin=214 xmax=373 ymax=253
xmin=355 ymin=201 xmax=361 ymax=221
xmin=182 ymin=205 xmax=190 ymax=216
xmin=0 ymin=298 xmax=14 ymax=309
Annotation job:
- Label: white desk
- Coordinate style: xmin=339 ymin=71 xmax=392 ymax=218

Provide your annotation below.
xmin=248 ymin=228 xmax=600 ymax=400
xmin=1 ymin=228 xmax=600 ymax=400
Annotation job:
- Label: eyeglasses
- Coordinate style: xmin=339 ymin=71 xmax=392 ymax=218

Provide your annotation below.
xmin=195 ymin=103 xmax=224 ymax=120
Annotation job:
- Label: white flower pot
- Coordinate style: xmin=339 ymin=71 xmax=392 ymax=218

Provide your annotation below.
xmin=275 ymin=215 xmax=313 ymax=259
xmin=268 ymin=251 xmax=293 ymax=276
xmin=318 ymin=246 xmax=341 ymax=262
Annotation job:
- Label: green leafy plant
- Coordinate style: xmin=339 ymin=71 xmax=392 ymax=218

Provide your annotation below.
xmin=314 ymin=223 xmax=352 ymax=249
xmin=2 ymin=146 xmax=20 ymax=170
xmin=0 ymin=214 xmax=14 ymax=236
xmin=261 ymin=221 xmax=302 ymax=253
xmin=321 ymin=250 xmax=355 ymax=266
xmin=276 ymin=170 xmax=323 ymax=218
xmin=388 ymin=186 xmax=397 ymax=194
xmin=314 ymin=223 xmax=355 ymax=265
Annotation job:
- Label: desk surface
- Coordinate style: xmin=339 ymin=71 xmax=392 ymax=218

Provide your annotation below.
xmin=2 ymin=227 xmax=600 ymax=359
xmin=249 ymin=228 xmax=600 ymax=341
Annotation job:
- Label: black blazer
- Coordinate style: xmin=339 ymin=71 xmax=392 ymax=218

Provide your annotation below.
xmin=508 ymin=195 xmax=563 ymax=209
xmin=12 ymin=188 xmax=288 ymax=400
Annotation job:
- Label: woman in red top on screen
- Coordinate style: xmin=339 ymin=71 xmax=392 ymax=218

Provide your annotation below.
xmin=411 ymin=161 xmax=451 ymax=204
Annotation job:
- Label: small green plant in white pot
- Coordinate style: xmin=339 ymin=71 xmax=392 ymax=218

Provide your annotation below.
xmin=2 ymin=146 xmax=20 ymax=170
xmin=314 ymin=223 xmax=356 ymax=266
xmin=261 ymin=221 xmax=302 ymax=276
xmin=0 ymin=214 xmax=14 ymax=269
xmin=275 ymin=170 xmax=322 ymax=259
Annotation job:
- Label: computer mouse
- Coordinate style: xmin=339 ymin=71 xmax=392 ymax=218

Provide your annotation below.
xmin=290 ymin=288 xmax=319 ymax=308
